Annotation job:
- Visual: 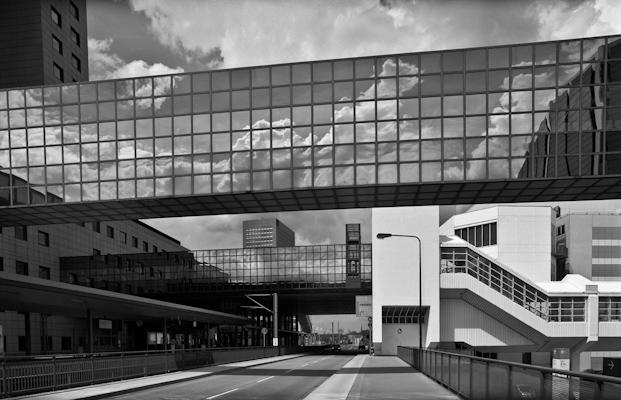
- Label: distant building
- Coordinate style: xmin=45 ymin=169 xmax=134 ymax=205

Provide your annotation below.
xmin=0 ymin=0 xmax=89 ymax=88
xmin=555 ymin=212 xmax=621 ymax=281
xmin=243 ymin=218 xmax=295 ymax=248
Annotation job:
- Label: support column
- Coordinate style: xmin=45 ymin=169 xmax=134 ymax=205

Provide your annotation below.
xmin=87 ymin=309 xmax=93 ymax=353
xmin=24 ymin=312 xmax=31 ymax=355
xmin=273 ymin=293 xmax=278 ymax=347
xmin=163 ymin=319 xmax=167 ymax=351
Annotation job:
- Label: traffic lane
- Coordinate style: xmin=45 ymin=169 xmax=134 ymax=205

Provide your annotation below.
xmin=210 ymin=354 xmax=355 ymax=400
xmin=103 ymin=354 xmax=352 ymax=400
xmin=345 ymin=356 xmax=461 ymax=400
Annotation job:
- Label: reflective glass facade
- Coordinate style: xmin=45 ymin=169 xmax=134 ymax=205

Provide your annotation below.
xmin=60 ymin=244 xmax=372 ymax=294
xmin=1 ymin=35 xmax=621 ymax=217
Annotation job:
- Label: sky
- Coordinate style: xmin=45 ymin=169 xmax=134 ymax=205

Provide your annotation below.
xmin=85 ymin=0 xmax=621 ymax=332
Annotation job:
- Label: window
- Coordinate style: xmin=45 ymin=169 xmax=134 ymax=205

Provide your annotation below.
xmin=18 ymin=336 xmax=27 ymax=352
xmin=0 ymin=257 xmax=3 ymax=271
xmin=15 ymin=226 xmax=27 ymax=241
xmin=132 ymin=236 xmax=138 ymax=248
xmin=71 ymin=54 xmax=81 ymax=71
xmin=38 ymin=231 xmax=49 ymax=247
xmin=16 ymin=261 xmax=28 ymax=276
xmin=70 ymin=28 xmax=80 ymax=46
xmin=38 ymin=266 xmax=50 ymax=280
xmin=143 ymin=241 xmax=149 ymax=252
xmin=456 ymin=222 xmax=497 ymax=247
xmin=51 ymin=6 xmax=61 ymax=27
xmin=61 ymin=336 xmax=72 ymax=351
xmin=120 ymin=231 xmax=127 ymax=244
xmin=93 ymin=221 xmax=100 ymax=233
xmin=106 ymin=225 xmax=114 ymax=239
xmin=53 ymin=63 xmax=64 ymax=81
xmin=153 ymin=245 xmax=158 ymax=253
xmin=70 ymin=2 xmax=79 ymax=20
xmin=52 ymin=35 xmax=62 ymax=54
xmin=93 ymin=248 xmax=101 ymax=255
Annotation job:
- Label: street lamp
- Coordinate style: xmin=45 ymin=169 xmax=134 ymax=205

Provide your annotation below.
xmin=376 ymin=233 xmax=423 ymax=350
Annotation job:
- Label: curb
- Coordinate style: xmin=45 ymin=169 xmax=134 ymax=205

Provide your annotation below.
xmin=13 ymin=353 xmax=308 ymax=400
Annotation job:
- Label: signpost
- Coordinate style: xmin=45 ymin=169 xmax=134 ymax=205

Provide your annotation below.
xmin=603 ymin=357 xmax=621 ymax=377
xmin=261 ymin=327 xmax=268 ymax=347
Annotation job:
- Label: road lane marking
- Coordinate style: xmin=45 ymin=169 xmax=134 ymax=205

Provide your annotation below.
xmin=256 ymin=376 xmax=275 ymax=383
xmin=303 ymin=355 xmax=367 ymax=400
xmin=206 ymin=388 xmax=239 ymax=399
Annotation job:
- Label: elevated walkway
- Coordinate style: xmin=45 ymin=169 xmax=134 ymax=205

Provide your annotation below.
xmin=439 ymin=236 xmax=621 ymax=352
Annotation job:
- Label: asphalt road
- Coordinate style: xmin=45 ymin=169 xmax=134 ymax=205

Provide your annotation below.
xmin=103 ymin=354 xmax=355 ymax=400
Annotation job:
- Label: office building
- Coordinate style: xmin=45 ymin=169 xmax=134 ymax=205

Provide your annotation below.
xmin=243 ymin=218 xmax=295 ymax=248
xmin=373 ymin=205 xmax=621 ymax=372
xmin=556 ymin=211 xmax=621 ymax=281
xmin=0 ymin=0 xmax=88 ymax=88
xmin=0 ymin=220 xmax=188 ymax=354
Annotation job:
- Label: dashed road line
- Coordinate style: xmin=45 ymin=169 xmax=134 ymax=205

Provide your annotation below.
xmin=205 ymin=387 xmax=239 ymax=399
xmin=256 ymin=376 xmax=275 ymax=383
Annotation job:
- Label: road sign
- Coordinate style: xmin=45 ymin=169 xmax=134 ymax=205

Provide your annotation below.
xmin=261 ymin=327 xmax=268 ymax=335
xmin=603 ymin=358 xmax=621 ymax=377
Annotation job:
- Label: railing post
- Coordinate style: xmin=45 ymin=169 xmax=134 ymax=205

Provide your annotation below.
xmin=539 ymin=371 xmax=546 ymax=400
xmin=53 ymin=355 xmax=57 ymax=390
xmin=120 ymin=353 xmax=124 ymax=379
xmin=485 ymin=361 xmax=489 ymax=400
xmin=90 ymin=354 xmax=95 ymax=385
xmin=469 ymin=355 xmax=473 ymax=399
xmin=457 ymin=355 xmax=461 ymax=394
xmin=144 ymin=352 xmax=147 ymax=376
xmin=594 ymin=379 xmax=602 ymax=400
xmin=2 ymin=358 xmax=6 ymax=397
xmin=507 ymin=364 xmax=512 ymax=400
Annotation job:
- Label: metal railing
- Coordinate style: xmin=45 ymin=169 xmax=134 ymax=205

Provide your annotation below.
xmin=0 ymin=346 xmax=299 ymax=398
xmin=398 ymin=347 xmax=621 ymax=400
xmin=441 ymin=246 xmax=586 ymax=322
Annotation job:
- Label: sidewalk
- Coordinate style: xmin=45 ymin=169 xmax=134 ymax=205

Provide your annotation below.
xmin=11 ymin=353 xmax=305 ymax=400
xmin=304 ymin=355 xmax=461 ymax=400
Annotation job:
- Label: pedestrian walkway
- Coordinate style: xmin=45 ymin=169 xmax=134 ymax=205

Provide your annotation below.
xmin=304 ymin=355 xmax=460 ymax=400
xmin=11 ymin=354 xmax=305 ymax=400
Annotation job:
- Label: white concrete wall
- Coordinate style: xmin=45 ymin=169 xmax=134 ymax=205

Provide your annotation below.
xmin=440 ymin=299 xmax=534 ymax=347
xmin=496 ymin=206 xmax=553 ymax=282
xmin=564 ymin=214 xmax=593 ymax=278
xmin=372 ymin=206 xmax=440 ymax=354
xmin=453 ymin=206 xmax=553 ymax=282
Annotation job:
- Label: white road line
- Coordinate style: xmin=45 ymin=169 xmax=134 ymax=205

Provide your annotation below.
xmin=301 ymin=363 xmax=311 ymax=366
xmin=206 ymin=388 xmax=239 ymax=399
xmin=303 ymin=355 xmax=368 ymax=400
xmin=256 ymin=376 xmax=275 ymax=383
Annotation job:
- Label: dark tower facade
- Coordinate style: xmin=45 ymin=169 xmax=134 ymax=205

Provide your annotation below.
xmin=0 ymin=0 xmax=88 ymax=89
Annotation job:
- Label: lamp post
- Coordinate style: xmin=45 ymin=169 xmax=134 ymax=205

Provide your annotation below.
xmin=376 ymin=233 xmax=423 ymax=351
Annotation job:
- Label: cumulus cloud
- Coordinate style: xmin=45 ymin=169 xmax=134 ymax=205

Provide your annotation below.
xmin=88 ymin=37 xmax=184 ymax=80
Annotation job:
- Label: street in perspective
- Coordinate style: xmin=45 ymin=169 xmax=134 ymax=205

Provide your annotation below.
xmin=4 ymin=1 xmax=621 ymax=399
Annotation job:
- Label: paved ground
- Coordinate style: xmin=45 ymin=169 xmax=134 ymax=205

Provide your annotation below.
xmin=13 ymin=353 xmax=461 ymax=400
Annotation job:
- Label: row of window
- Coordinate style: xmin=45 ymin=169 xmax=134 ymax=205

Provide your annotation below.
xmin=89 ymin=222 xmax=161 ymax=253
xmin=455 ymin=222 xmax=498 ymax=247
xmin=10 ymin=260 xmax=51 ymax=279
xmin=50 ymin=3 xmax=82 ymax=83
xmin=1 ymin=226 xmax=50 ymax=246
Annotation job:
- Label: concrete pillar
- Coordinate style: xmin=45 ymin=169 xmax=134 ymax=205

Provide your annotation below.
xmin=87 ymin=309 xmax=93 ymax=353
xmin=24 ymin=312 xmax=31 ymax=355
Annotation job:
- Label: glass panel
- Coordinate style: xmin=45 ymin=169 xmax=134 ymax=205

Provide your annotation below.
xmin=252 ymin=67 xmax=270 ymax=87
xmin=466 ymin=49 xmax=486 ymax=70
xmin=272 ymin=65 xmax=290 ymax=86
xmin=421 ymin=53 xmax=441 ymax=74
xmin=292 ymin=64 xmax=311 ymax=83
xmin=443 ymin=51 xmax=463 ymax=72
